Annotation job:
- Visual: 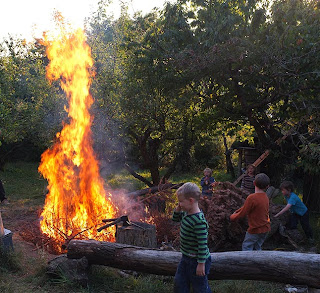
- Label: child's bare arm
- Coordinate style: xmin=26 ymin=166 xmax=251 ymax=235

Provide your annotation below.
xmin=274 ymin=204 xmax=291 ymax=217
xmin=196 ymin=263 xmax=205 ymax=276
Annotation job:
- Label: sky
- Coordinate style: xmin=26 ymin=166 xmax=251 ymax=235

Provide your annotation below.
xmin=0 ymin=0 xmax=171 ymax=40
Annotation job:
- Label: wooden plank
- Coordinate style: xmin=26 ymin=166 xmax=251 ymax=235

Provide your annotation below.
xmin=233 ymin=120 xmax=301 ymax=186
xmin=233 ymin=150 xmax=270 ymax=185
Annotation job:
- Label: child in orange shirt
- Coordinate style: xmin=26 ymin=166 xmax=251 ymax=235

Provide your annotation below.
xmin=230 ymin=173 xmax=270 ymax=251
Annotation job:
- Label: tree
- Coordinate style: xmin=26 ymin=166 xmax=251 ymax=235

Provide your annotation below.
xmin=171 ymin=0 xmax=320 ymax=209
xmin=0 ymin=37 xmax=66 ymax=167
xmin=87 ymin=3 xmax=207 ymax=185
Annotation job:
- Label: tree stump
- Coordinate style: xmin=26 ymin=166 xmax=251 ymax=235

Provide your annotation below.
xmin=116 ymin=222 xmax=157 ymax=248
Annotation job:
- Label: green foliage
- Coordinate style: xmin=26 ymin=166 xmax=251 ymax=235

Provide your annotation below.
xmin=1 ymin=0 xmax=320 ymax=204
xmin=0 ymin=38 xmax=64 ymax=147
xmin=299 ymin=141 xmax=320 ymax=174
xmin=85 ymin=0 xmax=320 ymax=187
xmin=193 ymin=135 xmax=225 ymax=169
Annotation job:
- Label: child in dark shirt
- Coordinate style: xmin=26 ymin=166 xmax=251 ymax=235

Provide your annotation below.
xmin=200 ymin=168 xmax=215 ymax=197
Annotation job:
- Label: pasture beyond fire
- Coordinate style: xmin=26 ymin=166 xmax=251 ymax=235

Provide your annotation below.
xmin=0 ymin=161 xmax=319 ymax=293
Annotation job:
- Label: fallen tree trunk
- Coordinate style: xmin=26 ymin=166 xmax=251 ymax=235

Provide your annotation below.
xmin=126 ymin=183 xmax=183 ymax=198
xmin=67 ymin=240 xmax=320 ymax=288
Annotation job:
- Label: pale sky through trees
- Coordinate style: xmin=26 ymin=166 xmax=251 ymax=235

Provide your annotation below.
xmin=0 ymin=0 xmax=172 ymax=40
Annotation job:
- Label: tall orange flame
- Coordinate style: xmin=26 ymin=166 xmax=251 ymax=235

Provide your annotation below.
xmin=39 ymin=21 xmax=116 ymax=250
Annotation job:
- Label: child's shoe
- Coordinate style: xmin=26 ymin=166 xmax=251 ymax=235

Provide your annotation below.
xmin=0 ymin=199 xmax=9 ymax=205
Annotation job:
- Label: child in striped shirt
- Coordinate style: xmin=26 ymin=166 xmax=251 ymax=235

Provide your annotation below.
xmin=240 ymin=164 xmax=256 ymax=194
xmin=172 ymin=182 xmax=212 ymax=293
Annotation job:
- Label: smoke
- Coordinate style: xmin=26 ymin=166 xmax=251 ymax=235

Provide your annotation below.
xmin=105 ymin=188 xmax=148 ymax=222
xmin=91 ymin=104 xmax=149 ymax=221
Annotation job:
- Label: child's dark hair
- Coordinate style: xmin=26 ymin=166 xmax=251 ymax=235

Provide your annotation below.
xmin=254 ymin=173 xmax=270 ymax=189
xmin=280 ymin=181 xmax=294 ymax=192
xmin=176 ymin=182 xmax=201 ymax=201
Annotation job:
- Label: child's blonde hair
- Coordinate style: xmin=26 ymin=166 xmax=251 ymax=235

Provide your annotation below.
xmin=176 ymin=182 xmax=201 ymax=201
xmin=203 ymin=167 xmax=212 ymax=176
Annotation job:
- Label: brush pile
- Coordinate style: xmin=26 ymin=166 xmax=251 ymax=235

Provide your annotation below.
xmin=198 ymin=182 xmax=293 ymax=251
xmin=199 ymin=182 xmax=250 ymax=251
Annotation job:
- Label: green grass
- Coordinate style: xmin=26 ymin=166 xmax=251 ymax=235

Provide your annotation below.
xmin=1 ymin=161 xmax=46 ymax=206
xmin=0 ymin=247 xmax=21 ymax=273
xmin=0 ymin=161 xmax=318 ymax=292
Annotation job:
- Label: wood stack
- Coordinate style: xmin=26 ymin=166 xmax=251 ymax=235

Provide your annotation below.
xmin=199 ymin=182 xmax=291 ymax=251
xmin=199 ymin=182 xmax=249 ymax=251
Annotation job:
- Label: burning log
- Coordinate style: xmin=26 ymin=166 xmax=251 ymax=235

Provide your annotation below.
xmin=67 ymin=240 xmax=320 ymax=288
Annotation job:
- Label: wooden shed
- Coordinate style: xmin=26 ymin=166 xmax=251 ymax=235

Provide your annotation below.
xmin=234 ymin=147 xmax=260 ymax=177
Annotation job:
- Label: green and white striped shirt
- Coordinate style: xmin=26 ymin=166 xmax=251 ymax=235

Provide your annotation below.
xmin=172 ymin=211 xmax=210 ymax=263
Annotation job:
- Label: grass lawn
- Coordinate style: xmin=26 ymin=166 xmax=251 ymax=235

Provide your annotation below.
xmin=0 ymin=161 xmax=318 ymax=292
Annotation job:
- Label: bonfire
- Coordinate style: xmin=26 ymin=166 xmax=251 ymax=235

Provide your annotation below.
xmin=38 ymin=15 xmax=117 ymax=252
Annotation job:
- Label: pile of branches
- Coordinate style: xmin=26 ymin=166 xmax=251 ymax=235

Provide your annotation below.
xmin=137 ymin=189 xmax=180 ymax=245
xmin=19 ymin=221 xmax=62 ymax=254
xmin=199 ymin=182 xmax=296 ymax=251
xmin=199 ymin=182 xmax=250 ymax=251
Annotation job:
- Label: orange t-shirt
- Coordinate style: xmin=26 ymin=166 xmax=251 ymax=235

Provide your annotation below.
xmin=230 ymin=192 xmax=270 ymax=234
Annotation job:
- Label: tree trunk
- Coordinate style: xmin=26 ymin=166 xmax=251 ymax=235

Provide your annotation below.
xmin=222 ymin=134 xmax=235 ymax=178
xmin=303 ymin=172 xmax=320 ymax=212
xmin=67 ymin=240 xmax=320 ymax=288
xmin=124 ymin=163 xmax=153 ymax=187
xmin=116 ymin=222 xmax=157 ymax=248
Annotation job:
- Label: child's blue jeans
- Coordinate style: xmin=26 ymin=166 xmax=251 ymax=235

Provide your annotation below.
xmin=174 ymin=254 xmax=212 ymax=293
xmin=242 ymin=231 xmax=268 ymax=251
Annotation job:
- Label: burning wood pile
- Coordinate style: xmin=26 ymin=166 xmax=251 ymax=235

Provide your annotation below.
xmin=36 ymin=16 xmax=118 ymax=253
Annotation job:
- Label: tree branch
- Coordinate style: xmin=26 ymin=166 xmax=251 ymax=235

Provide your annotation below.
xmin=124 ymin=163 xmax=153 ymax=187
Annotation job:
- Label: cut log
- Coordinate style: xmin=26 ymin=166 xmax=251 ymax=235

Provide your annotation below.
xmin=67 ymin=240 xmax=320 ymax=288
xmin=116 ymin=222 xmax=157 ymax=248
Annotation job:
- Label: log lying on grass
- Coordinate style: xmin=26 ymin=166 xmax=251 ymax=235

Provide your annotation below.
xmin=67 ymin=240 xmax=320 ymax=288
